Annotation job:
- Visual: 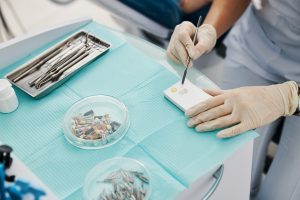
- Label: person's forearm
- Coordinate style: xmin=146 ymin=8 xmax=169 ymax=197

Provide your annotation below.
xmin=203 ymin=0 xmax=251 ymax=38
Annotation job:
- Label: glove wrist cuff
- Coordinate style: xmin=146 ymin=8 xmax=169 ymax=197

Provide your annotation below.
xmin=278 ymin=81 xmax=299 ymax=116
xmin=198 ymin=24 xmax=217 ymax=53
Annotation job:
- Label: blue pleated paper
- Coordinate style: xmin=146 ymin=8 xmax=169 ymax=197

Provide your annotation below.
xmin=0 ymin=21 xmax=257 ymax=199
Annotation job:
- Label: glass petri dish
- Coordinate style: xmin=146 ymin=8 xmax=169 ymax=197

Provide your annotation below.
xmin=84 ymin=157 xmax=151 ymax=200
xmin=63 ymin=95 xmax=130 ymax=149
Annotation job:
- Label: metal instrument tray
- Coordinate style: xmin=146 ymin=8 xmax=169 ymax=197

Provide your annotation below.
xmin=5 ymin=30 xmax=111 ymax=99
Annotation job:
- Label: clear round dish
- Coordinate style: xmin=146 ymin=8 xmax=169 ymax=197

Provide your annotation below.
xmin=83 ymin=157 xmax=151 ymax=200
xmin=63 ymin=95 xmax=130 ymax=149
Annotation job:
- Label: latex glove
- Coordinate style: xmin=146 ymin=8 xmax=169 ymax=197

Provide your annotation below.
xmin=167 ymin=22 xmax=217 ymax=67
xmin=185 ymin=81 xmax=299 ymax=138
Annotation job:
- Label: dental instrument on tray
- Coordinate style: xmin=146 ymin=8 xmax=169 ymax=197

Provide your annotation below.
xmin=5 ymin=31 xmax=111 ymax=98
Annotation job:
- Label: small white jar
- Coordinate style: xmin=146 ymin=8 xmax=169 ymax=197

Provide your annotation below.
xmin=0 ymin=79 xmax=19 ymax=113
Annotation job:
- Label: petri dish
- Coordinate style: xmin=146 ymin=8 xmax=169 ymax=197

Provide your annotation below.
xmin=63 ymin=95 xmax=130 ymax=149
xmin=83 ymin=157 xmax=151 ymax=200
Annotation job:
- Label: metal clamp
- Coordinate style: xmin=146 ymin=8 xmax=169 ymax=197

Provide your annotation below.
xmin=201 ymin=164 xmax=224 ymax=200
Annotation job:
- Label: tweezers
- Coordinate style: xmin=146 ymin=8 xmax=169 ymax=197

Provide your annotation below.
xmin=13 ymin=36 xmax=81 ymax=83
xmin=181 ymin=15 xmax=203 ymax=85
xmin=29 ymin=43 xmax=87 ymax=87
xmin=35 ymin=46 xmax=92 ymax=89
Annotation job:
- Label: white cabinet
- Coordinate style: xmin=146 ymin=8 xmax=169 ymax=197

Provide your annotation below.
xmin=177 ymin=141 xmax=253 ymax=200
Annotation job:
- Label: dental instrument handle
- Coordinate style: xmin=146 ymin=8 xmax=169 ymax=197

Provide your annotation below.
xmin=181 ymin=15 xmax=202 ymax=85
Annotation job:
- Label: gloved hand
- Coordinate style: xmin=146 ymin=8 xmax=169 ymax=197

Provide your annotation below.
xmin=185 ymin=81 xmax=299 ymax=138
xmin=167 ymin=21 xmax=217 ymax=67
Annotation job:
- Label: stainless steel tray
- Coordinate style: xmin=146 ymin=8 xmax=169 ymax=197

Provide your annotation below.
xmin=5 ymin=30 xmax=111 ymax=99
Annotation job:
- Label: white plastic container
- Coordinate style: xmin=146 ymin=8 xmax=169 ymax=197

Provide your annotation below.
xmin=0 ymin=79 xmax=19 ymax=113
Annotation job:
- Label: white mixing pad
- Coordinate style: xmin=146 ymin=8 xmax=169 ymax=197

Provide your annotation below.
xmin=164 ymin=80 xmax=211 ymax=112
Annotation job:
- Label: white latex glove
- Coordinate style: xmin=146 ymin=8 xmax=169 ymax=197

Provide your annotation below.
xmin=185 ymin=81 xmax=299 ymax=138
xmin=167 ymin=21 xmax=217 ymax=67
